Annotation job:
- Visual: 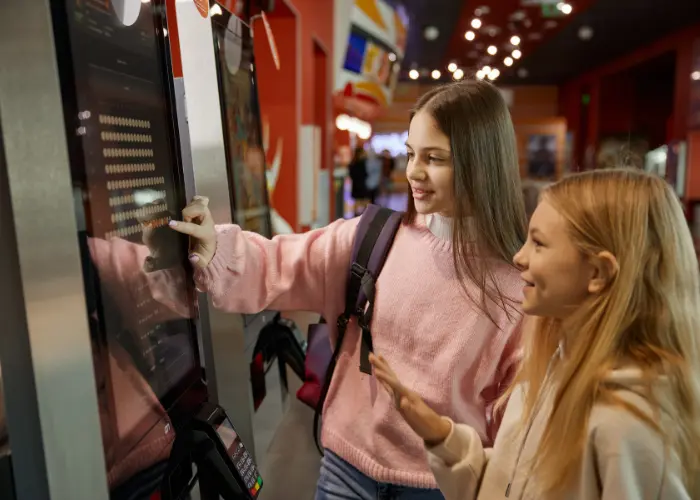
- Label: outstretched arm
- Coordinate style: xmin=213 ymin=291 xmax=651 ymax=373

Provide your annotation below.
xmin=170 ymin=196 xmax=358 ymax=316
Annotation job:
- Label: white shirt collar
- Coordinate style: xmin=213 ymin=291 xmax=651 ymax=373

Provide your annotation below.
xmin=426 ymin=213 xmax=453 ymax=241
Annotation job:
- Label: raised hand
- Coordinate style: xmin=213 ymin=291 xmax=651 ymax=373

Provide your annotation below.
xmin=370 ymin=353 xmax=452 ymax=446
xmin=168 ymin=196 xmax=217 ymax=269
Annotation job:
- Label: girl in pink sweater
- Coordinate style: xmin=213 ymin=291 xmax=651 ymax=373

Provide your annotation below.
xmin=170 ymin=80 xmax=527 ymax=499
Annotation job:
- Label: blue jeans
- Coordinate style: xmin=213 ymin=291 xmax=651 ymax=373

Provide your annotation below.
xmin=315 ymin=450 xmax=445 ymax=500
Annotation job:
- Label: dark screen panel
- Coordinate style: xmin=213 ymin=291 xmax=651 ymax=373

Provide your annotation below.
xmin=211 ymin=9 xmax=273 ymax=238
xmin=53 ymin=0 xmax=203 ymax=491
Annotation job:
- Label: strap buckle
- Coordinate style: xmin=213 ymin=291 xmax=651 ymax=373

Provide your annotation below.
xmin=351 ymin=262 xmax=366 ymax=279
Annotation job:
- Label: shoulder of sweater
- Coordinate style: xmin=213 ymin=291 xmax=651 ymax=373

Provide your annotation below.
xmin=587 ymin=390 xmax=665 ymax=459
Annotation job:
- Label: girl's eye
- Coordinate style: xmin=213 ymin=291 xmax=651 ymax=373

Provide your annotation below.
xmin=429 ymin=156 xmax=444 ymax=163
xmin=532 ymin=239 xmax=543 ymax=248
xmin=406 ymin=152 xmax=415 ymax=160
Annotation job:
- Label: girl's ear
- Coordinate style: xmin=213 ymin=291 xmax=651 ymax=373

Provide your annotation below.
xmin=588 ymin=251 xmax=619 ymax=294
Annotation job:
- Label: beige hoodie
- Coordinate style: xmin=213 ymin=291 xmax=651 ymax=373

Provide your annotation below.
xmin=426 ymin=368 xmax=692 ymax=500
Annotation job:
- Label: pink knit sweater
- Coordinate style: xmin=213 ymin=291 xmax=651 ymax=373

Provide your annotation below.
xmin=195 ymin=216 xmax=523 ymax=489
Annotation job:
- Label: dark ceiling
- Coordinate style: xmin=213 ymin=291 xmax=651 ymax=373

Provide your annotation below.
xmin=389 ymin=0 xmax=700 ymax=85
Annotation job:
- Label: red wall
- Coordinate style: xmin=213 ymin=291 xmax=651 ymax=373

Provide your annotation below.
xmin=559 ymin=23 xmax=700 ymax=170
xmin=253 ymin=0 xmax=334 ymax=231
xmin=254 ymin=15 xmax=299 ymax=231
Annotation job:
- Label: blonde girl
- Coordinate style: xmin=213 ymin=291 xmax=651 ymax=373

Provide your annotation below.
xmin=372 ymin=168 xmax=700 ymax=499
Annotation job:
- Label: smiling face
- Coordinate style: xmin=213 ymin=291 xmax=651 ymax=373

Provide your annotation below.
xmin=513 ymin=199 xmax=596 ymax=318
xmin=405 ymin=111 xmax=454 ymax=216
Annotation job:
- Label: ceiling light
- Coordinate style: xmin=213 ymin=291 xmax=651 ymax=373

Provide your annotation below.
xmin=512 ymin=49 xmax=522 ymax=59
xmin=523 ymin=19 xmax=532 ymax=28
xmin=474 ymin=6 xmax=490 ymax=16
xmin=510 ymin=35 xmax=521 ymax=46
xmin=692 ymin=71 xmax=700 ymax=81
xmin=453 ymin=69 xmax=465 ymax=80
xmin=431 ymin=69 xmax=441 ymax=80
xmin=482 ymin=65 xmax=492 ymax=74
xmin=578 ymin=26 xmax=594 ymax=40
xmin=448 ymin=62 xmax=458 ymax=72
xmin=465 ymin=30 xmax=476 ymax=41
xmin=504 ymin=57 xmax=513 ymax=67
xmin=424 ymin=26 xmax=440 ymax=41
xmin=517 ymin=68 xmax=528 ymax=78
xmin=389 ymin=53 xmax=397 ymax=62
xmin=210 ymin=4 xmax=222 ymax=15
xmin=488 ymin=68 xmax=500 ymax=80
xmin=487 ymin=45 xmax=498 ymax=55
xmin=558 ymin=2 xmax=573 ymax=15
xmin=409 ymin=69 xmax=419 ymax=80
xmin=476 ymin=70 xmax=485 ymax=80
xmin=471 ymin=18 xmax=482 ymax=29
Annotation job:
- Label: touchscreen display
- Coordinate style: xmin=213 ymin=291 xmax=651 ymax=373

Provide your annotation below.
xmin=217 ymin=418 xmax=263 ymax=498
xmin=212 ymin=11 xmax=272 ymax=238
xmin=56 ymin=0 xmax=200 ymax=489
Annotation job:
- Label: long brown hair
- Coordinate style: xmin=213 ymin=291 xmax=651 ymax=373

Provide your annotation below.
xmin=512 ymin=169 xmax=700 ymax=495
xmin=405 ymin=80 xmax=527 ymax=322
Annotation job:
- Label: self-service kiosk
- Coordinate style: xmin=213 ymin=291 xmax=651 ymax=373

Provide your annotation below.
xmin=0 ymin=0 xmax=275 ymax=498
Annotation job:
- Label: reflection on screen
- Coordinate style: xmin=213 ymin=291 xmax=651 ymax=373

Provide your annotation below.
xmin=58 ymin=0 xmax=199 ymax=489
xmin=212 ymin=13 xmax=272 ymax=238
xmin=217 ymin=418 xmax=239 ymax=452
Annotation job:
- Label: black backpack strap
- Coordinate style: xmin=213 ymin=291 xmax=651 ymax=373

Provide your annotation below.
xmin=312 ymin=206 xmax=402 ymax=454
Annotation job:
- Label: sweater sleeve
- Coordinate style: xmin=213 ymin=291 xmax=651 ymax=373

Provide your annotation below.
xmin=194 ymin=217 xmax=358 ymax=316
xmin=425 ymin=419 xmax=488 ymax=500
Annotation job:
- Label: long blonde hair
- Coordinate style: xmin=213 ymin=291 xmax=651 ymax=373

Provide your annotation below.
xmin=514 ymin=169 xmax=700 ymax=494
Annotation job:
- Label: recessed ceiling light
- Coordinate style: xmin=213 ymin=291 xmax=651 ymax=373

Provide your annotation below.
xmin=409 ymin=69 xmax=419 ymax=80
xmin=389 ymin=53 xmax=397 ymax=62
xmin=517 ymin=68 xmax=528 ymax=78
xmin=510 ymin=35 xmax=521 ymax=46
xmin=476 ymin=70 xmax=485 ymax=80
xmin=558 ymin=2 xmax=573 ymax=15
xmin=692 ymin=71 xmax=700 ymax=81
xmin=482 ymin=65 xmax=492 ymax=74
xmin=474 ymin=6 xmax=490 ymax=16
xmin=424 ymin=26 xmax=440 ymax=41
xmin=486 ymin=25 xmax=501 ymax=37
xmin=512 ymin=49 xmax=522 ymax=59
xmin=488 ymin=45 xmax=498 ymax=55
xmin=510 ymin=10 xmax=526 ymax=21
xmin=488 ymin=68 xmax=500 ymax=80
xmin=431 ymin=69 xmax=441 ymax=80
xmin=471 ymin=18 xmax=482 ymax=29
xmin=448 ymin=62 xmax=458 ymax=72
xmin=504 ymin=57 xmax=514 ymax=67
xmin=465 ymin=30 xmax=476 ymax=41
xmin=578 ymin=26 xmax=594 ymax=40
xmin=454 ymin=68 xmax=465 ymax=80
